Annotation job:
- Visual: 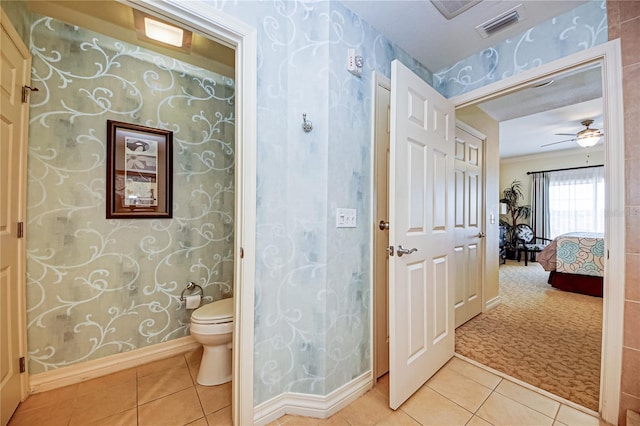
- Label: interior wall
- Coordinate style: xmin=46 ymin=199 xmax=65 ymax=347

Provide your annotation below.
xmin=434 ymin=0 xmax=608 ymax=98
xmin=500 ymin=148 xmax=605 ymax=208
xmin=456 ymin=106 xmax=500 ymax=307
xmin=608 ymin=2 xmax=640 ymax=425
xmin=217 ymin=0 xmax=432 ymax=404
xmin=24 ymin=13 xmax=235 ymax=374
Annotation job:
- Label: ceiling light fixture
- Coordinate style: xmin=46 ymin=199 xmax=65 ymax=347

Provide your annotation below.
xmin=144 ymin=17 xmax=184 ymax=47
xmin=133 ymin=10 xmax=192 ymax=50
xmin=576 ymin=120 xmax=603 ymax=147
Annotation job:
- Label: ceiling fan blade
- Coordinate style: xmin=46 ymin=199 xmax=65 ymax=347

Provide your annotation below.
xmin=541 ymin=138 xmax=575 ymax=147
xmin=554 ymin=133 xmax=577 ymax=136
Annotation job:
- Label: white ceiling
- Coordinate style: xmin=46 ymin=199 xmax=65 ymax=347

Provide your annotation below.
xmin=340 ymin=0 xmax=603 ymax=158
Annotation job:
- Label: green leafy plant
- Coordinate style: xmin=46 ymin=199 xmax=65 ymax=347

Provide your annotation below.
xmin=499 ymin=179 xmax=531 ymax=246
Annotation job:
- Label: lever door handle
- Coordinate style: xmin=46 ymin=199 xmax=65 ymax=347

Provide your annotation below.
xmin=396 ymin=245 xmax=418 ymax=257
xmin=477 ymin=232 xmax=486 ymax=238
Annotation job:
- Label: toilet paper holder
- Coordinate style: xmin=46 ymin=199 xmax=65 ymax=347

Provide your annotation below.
xmin=180 ymin=281 xmax=204 ymax=302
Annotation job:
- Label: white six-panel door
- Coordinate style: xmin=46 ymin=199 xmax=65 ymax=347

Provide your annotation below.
xmin=1 ymin=9 xmax=30 ymax=425
xmin=453 ymin=126 xmax=484 ymax=328
xmin=389 ymin=60 xmax=455 ymax=409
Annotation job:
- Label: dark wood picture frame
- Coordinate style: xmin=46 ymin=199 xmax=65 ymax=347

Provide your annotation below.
xmin=106 ymin=120 xmax=173 ymax=218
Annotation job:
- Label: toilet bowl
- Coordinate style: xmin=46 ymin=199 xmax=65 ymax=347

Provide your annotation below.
xmin=189 ymin=297 xmax=233 ymax=386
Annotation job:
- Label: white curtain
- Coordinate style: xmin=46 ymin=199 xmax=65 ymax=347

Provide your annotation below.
xmin=531 ymin=172 xmax=550 ymax=240
xmin=548 ymin=166 xmax=604 ymax=238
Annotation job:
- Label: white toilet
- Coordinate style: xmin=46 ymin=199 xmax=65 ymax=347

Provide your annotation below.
xmin=189 ymin=297 xmax=234 ymax=386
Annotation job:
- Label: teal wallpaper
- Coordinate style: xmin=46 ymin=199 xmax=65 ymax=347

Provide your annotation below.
xmin=434 ymin=0 xmax=608 ymax=97
xmin=25 ymin=15 xmax=235 ymax=373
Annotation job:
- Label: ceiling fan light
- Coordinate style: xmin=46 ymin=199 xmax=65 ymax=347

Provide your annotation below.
xmin=577 ymin=135 xmax=601 ymax=147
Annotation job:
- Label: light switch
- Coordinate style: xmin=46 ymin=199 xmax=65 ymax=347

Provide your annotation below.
xmin=336 ymin=208 xmax=357 ymax=228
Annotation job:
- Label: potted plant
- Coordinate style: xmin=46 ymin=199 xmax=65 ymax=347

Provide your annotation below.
xmin=499 ymin=179 xmax=531 ymax=258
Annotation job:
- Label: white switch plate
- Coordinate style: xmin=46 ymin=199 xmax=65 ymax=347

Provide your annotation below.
xmin=336 ymin=208 xmax=357 ymax=228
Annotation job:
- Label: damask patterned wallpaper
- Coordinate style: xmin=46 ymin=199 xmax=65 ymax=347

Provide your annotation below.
xmin=217 ymin=0 xmax=431 ymax=403
xmin=25 ymin=16 xmax=235 ymax=374
xmin=434 ymin=0 xmax=608 ymax=97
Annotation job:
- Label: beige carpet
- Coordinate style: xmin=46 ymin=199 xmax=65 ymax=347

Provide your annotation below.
xmin=455 ymin=261 xmax=602 ymax=410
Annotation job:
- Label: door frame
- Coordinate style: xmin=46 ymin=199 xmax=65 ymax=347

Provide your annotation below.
xmin=123 ymin=1 xmax=257 ymax=424
xmin=451 ymin=40 xmax=624 ymax=424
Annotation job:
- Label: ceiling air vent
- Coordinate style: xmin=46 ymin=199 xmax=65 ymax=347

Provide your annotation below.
xmin=476 ymin=4 xmax=527 ymax=38
xmin=431 ymin=0 xmax=482 ymax=20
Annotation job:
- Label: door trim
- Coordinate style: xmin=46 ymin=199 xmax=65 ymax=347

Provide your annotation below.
xmin=123 ymin=2 xmax=257 ymax=424
xmin=451 ymin=40 xmax=624 ymax=424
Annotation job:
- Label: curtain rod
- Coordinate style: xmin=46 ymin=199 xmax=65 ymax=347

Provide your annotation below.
xmin=526 ymin=164 xmax=604 ymax=175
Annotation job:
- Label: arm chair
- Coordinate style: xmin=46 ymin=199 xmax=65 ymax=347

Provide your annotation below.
xmin=514 ymin=224 xmax=552 ymax=266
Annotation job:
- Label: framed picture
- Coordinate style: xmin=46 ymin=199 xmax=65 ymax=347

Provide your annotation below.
xmin=106 ymin=120 xmax=173 ymax=218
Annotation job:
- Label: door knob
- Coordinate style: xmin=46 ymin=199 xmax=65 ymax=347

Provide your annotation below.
xmin=477 ymin=232 xmax=486 ymax=238
xmin=396 ymin=245 xmax=418 ymax=257
xmin=379 ymin=220 xmax=389 ymax=230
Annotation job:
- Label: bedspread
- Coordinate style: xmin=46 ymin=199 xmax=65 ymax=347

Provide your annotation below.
xmin=538 ymin=232 xmax=604 ymax=276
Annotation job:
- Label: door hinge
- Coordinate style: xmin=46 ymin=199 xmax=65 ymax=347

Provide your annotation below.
xmin=386 ymin=245 xmax=394 ymax=256
xmin=240 ymin=247 xmax=244 ymax=259
xmin=17 ymin=221 xmax=24 ymax=238
xmin=21 ymin=85 xmax=39 ymax=103
xmin=19 ymin=357 xmax=26 ymax=373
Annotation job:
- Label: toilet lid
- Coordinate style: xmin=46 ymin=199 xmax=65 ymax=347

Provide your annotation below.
xmin=192 ymin=297 xmax=234 ymax=323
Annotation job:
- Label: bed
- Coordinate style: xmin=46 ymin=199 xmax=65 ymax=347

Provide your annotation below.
xmin=537 ymin=232 xmax=604 ymax=297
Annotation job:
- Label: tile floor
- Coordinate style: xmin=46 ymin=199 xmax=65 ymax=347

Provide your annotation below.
xmin=9 ymin=350 xmax=607 ymax=426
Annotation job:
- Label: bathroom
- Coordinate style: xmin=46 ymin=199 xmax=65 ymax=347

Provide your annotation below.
xmin=19 ymin=1 xmax=236 ymax=378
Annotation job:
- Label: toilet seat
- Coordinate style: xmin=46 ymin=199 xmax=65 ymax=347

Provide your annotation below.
xmin=191 ymin=297 xmax=233 ymax=325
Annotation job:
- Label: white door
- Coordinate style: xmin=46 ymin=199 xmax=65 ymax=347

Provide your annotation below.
xmin=453 ymin=126 xmax=484 ymax=328
xmin=389 ymin=60 xmax=455 ymax=409
xmin=1 ymin=9 xmax=30 ymax=426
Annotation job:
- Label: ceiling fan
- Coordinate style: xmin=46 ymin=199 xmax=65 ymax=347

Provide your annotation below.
xmin=541 ymin=119 xmax=604 ymax=148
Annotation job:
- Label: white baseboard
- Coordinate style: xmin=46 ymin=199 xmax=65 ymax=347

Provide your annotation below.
xmin=485 ymin=295 xmax=501 ymax=311
xmin=253 ymin=372 xmax=373 ymax=425
xmin=29 ymin=336 xmax=200 ymax=394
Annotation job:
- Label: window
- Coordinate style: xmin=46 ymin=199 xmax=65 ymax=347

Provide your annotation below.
xmin=548 ymin=167 xmax=604 ymax=237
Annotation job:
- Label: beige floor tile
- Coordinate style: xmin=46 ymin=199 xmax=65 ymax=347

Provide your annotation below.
xmin=446 ymin=358 xmax=502 ymax=390
xmin=495 ymin=380 xmax=560 ymax=418
xmin=321 ymin=414 xmax=351 ymax=425
xmin=426 ymin=366 xmax=493 ymax=412
xmin=77 ymin=368 xmax=137 ymax=395
xmin=374 ymin=409 xmax=421 ymax=425
xmin=8 ymin=401 xmax=74 ymax=426
xmin=277 ymin=414 xmax=325 ymax=425
xmin=186 ymin=417 xmax=209 ymax=426
xmin=137 ymin=354 xmax=187 ymax=378
xmin=339 ymin=388 xmax=393 ymax=426
xmin=206 ymin=406 xmax=233 ymax=426
xmin=89 ymin=407 xmax=137 ymax=426
xmin=400 ymin=386 xmax=473 ymax=426
xmin=555 ymin=405 xmax=604 ymax=426
xmin=476 ymin=392 xmax=554 ymax=426
xmin=375 ymin=374 xmax=390 ymax=399
xmin=186 ymin=347 xmax=204 ymax=371
xmin=465 ymin=415 xmax=493 ymax=426
xmin=138 ymin=387 xmax=204 ymax=426
xmin=195 ymin=381 xmax=232 ymax=415
xmin=14 ymin=383 xmax=78 ymax=413
xmin=138 ymin=363 xmax=194 ymax=404
xmin=70 ymin=380 xmax=137 ymax=425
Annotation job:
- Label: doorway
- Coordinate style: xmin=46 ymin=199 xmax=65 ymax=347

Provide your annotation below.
xmin=4 ymin=1 xmax=257 ymax=424
xmin=372 ymin=40 xmax=624 ymax=424
xmin=455 ymin=63 xmax=605 ymax=410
